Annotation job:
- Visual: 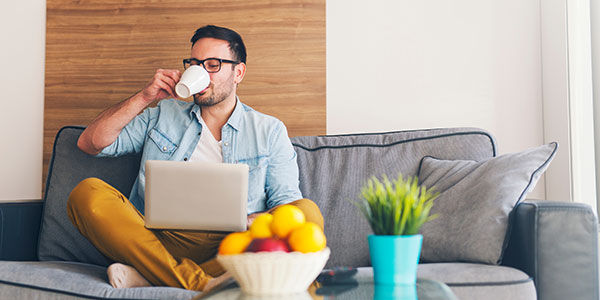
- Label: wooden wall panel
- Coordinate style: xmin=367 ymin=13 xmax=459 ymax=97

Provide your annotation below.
xmin=44 ymin=0 xmax=325 ymax=186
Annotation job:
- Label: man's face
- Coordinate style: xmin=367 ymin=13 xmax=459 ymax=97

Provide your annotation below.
xmin=190 ymin=38 xmax=245 ymax=107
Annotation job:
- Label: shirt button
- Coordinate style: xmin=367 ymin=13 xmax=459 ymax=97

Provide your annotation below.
xmin=162 ymin=146 xmax=167 ymax=151
xmin=184 ymin=157 xmax=188 ymax=161
xmin=224 ymin=142 xmax=229 ymax=146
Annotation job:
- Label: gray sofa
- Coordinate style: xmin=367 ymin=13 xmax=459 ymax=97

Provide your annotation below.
xmin=0 ymin=126 xmax=597 ymax=300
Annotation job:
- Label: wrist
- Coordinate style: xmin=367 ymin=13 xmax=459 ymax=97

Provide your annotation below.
xmin=137 ymin=90 xmax=154 ymax=104
xmin=130 ymin=91 xmax=155 ymax=108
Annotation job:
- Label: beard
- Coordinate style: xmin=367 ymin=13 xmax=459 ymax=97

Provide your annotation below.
xmin=193 ymin=74 xmax=235 ymax=107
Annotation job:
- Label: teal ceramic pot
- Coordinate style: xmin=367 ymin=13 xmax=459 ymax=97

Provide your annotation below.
xmin=368 ymin=234 xmax=423 ymax=285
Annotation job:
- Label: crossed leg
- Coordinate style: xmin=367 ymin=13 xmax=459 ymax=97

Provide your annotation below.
xmin=67 ymin=178 xmax=222 ymax=290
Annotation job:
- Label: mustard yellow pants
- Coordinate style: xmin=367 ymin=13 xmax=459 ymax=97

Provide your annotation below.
xmin=67 ymin=177 xmax=324 ymax=291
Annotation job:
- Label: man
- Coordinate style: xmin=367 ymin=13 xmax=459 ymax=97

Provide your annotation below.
xmin=67 ymin=25 xmax=323 ymax=291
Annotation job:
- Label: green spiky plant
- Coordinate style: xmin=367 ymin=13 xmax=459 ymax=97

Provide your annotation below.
xmin=354 ymin=174 xmax=438 ymax=235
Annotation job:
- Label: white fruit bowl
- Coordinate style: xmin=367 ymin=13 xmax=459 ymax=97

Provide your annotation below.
xmin=216 ymin=247 xmax=330 ymax=295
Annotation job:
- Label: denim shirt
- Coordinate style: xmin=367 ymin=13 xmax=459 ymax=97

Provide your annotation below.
xmin=97 ymin=98 xmax=303 ymax=215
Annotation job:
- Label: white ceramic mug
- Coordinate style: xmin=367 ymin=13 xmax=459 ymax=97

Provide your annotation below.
xmin=175 ymin=65 xmax=210 ymax=98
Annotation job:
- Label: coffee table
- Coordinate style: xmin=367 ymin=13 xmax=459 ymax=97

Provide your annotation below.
xmin=196 ymin=267 xmax=458 ymax=300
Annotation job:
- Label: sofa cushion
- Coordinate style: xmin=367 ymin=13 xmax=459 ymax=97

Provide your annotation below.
xmin=291 ymin=128 xmax=496 ymax=267
xmin=418 ymin=263 xmax=536 ymax=300
xmin=0 ymin=261 xmax=532 ymax=300
xmin=417 ymin=143 xmax=557 ymax=264
xmin=0 ymin=261 xmax=198 ymax=299
xmin=38 ymin=126 xmax=140 ymax=266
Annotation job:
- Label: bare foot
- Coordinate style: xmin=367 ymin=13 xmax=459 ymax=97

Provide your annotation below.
xmin=107 ymin=263 xmax=152 ymax=288
xmin=203 ymin=272 xmax=233 ymax=292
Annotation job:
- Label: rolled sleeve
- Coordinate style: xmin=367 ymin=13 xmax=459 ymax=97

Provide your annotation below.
xmin=96 ymin=106 xmax=157 ymax=158
xmin=265 ymin=122 xmax=303 ymax=209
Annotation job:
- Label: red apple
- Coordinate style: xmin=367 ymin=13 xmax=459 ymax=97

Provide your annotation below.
xmin=245 ymin=238 xmax=291 ymax=253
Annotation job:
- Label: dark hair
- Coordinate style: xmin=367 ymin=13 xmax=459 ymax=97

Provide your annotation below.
xmin=190 ymin=25 xmax=247 ymax=64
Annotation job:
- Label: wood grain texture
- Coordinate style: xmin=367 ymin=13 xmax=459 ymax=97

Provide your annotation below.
xmin=44 ymin=0 xmax=325 ymax=187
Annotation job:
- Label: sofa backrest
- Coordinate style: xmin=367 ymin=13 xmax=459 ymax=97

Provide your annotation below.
xmin=290 ymin=128 xmax=495 ymax=267
xmin=38 ymin=126 xmax=495 ymax=268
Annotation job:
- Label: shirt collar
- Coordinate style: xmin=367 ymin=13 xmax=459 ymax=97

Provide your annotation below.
xmin=226 ymin=97 xmax=244 ymax=131
xmin=190 ymin=96 xmax=243 ymax=131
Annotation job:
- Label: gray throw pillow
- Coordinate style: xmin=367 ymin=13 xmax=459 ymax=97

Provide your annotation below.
xmin=417 ymin=142 xmax=558 ymax=264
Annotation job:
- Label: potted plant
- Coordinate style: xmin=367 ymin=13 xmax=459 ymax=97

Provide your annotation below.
xmin=354 ymin=174 xmax=438 ymax=285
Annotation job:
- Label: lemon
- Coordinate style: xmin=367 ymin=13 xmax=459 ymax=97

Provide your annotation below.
xmin=218 ymin=231 xmax=253 ymax=255
xmin=249 ymin=213 xmax=273 ymax=238
xmin=270 ymin=205 xmax=306 ymax=238
xmin=288 ymin=222 xmax=327 ymax=253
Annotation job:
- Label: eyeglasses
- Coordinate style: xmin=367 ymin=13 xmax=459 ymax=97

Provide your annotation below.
xmin=182 ymin=57 xmax=240 ymax=73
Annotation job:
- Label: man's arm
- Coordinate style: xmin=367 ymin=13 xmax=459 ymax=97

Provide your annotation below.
xmin=264 ymin=122 xmax=303 ymax=208
xmin=245 ymin=122 xmax=302 ymax=226
xmin=77 ymin=69 xmax=181 ymax=155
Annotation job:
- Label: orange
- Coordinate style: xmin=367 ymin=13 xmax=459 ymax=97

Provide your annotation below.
xmin=249 ymin=213 xmax=273 ymax=238
xmin=218 ymin=231 xmax=253 ymax=255
xmin=288 ymin=222 xmax=327 ymax=253
xmin=270 ymin=205 xmax=306 ymax=238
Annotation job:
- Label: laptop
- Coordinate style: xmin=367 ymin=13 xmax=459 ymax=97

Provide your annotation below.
xmin=144 ymin=160 xmax=248 ymax=231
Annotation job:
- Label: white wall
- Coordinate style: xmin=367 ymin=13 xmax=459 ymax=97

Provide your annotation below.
xmin=593 ymin=0 xmax=600 ymax=209
xmin=0 ymin=1 xmax=46 ymax=200
xmin=327 ymin=0 xmax=546 ymax=199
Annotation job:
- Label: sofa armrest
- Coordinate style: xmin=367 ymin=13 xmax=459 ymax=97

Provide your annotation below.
xmin=502 ymin=199 xmax=599 ymax=300
xmin=0 ymin=200 xmax=43 ymax=261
